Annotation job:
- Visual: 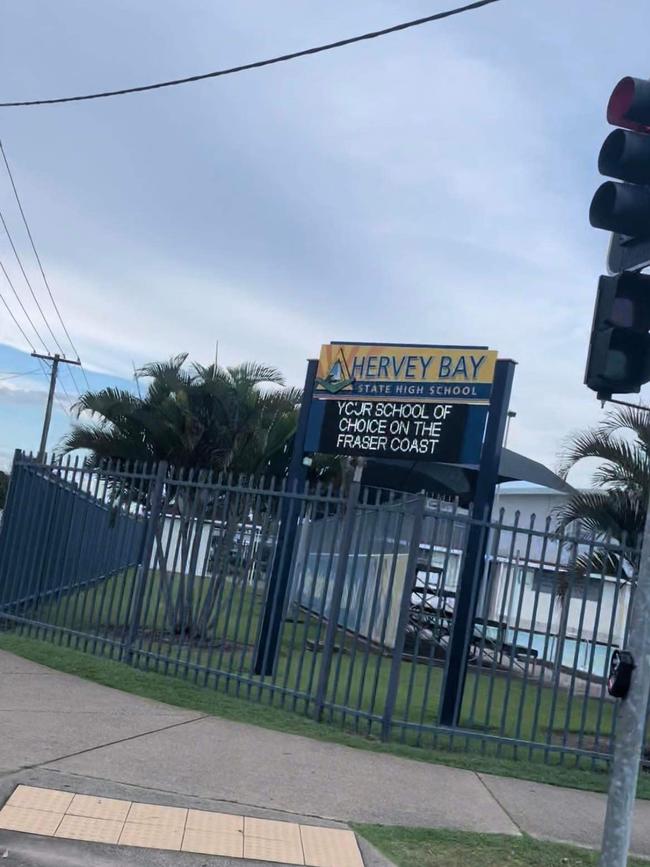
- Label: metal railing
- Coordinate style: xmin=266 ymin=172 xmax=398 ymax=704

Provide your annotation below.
xmin=0 ymin=452 xmax=643 ymax=769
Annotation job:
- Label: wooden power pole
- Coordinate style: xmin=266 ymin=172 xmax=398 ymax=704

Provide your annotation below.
xmin=32 ymin=352 xmax=82 ymax=461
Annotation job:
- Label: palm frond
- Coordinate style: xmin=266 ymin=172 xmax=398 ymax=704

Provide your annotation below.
xmin=226 ymin=362 xmax=285 ymax=388
xmin=137 ymin=353 xmax=189 ymax=381
xmin=574 ymin=549 xmax=629 ymax=579
xmin=598 ymin=404 xmax=650 ymax=453
xmin=557 ymin=429 xmax=649 ymax=488
xmin=58 ymin=423 xmax=153 ymax=462
xmin=72 ymin=388 xmax=141 ymax=422
xmin=554 ymin=489 xmax=645 ymax=548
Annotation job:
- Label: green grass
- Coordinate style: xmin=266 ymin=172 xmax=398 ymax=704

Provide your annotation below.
xmin=353 ymin=825 xmax=649 ymax=867
xmin=2 ymin=630 xmax=649 ymax=802
xmin=27 ymin=570 xmax=616 ymax=756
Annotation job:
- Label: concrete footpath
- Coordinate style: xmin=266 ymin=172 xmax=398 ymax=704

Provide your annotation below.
xmin=1 ymin=650 xmax=650 ymax=864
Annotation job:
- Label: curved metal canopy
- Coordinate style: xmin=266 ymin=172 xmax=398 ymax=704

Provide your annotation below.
xmin=361 ymin=448 xmax=572 ymax=504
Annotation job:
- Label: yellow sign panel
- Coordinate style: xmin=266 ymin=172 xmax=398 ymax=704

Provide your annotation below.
xmin=314 ymin=343 xmax=497 ymax=404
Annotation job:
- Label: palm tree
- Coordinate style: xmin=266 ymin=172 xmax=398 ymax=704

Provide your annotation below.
xmin=58 ymin=354 xmax=302 ymax=637
xmin=60 ymin=354 xmax=299 ymax=476
xmin=556 ymin=404 xmax=650 ymax=559
xmin=548 ymin=406 xmax=650 ymax=678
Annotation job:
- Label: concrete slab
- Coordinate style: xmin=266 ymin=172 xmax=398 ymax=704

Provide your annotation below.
xmin=0 ymin=653 xmax=203 ymax=772
xmin=479 ymin=773 xmax=650 ymax=860
xmin=45 ymin=714 xmax=520 ymax=834
xmin=0 ymin=768 xmax=351 ymax=831
xmin=0 ymin=830 xmax=304 ymax=866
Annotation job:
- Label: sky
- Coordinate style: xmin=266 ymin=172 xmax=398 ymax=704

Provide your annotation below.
xmin=0 ymin=0 xmax=647 ymax=483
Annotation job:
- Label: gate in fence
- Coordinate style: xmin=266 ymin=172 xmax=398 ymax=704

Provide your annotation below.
xmin=0 ymin=452 xmax=643 ymax=767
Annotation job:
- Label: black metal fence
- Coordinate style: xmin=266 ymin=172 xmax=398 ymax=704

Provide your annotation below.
xmin=0 ymin=453 xmax=643 ymax=769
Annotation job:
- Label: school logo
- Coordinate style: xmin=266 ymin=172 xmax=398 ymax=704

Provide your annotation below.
xmin=315 ymin=351 xmax=355 ymax=394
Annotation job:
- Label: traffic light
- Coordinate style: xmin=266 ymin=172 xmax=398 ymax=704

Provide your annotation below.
xmin=590 ymin=77 xmax=650 ymax=273
xmin=585 ymin=272 xmax=650 ymax=396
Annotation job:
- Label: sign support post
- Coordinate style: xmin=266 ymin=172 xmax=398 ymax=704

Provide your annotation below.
xmin=254 ymin=358 xmax=318 ymax=676
xmin=438 ymin=358 xmax=516 ymax=727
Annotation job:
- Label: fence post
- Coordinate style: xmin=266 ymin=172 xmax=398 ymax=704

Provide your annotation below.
xmin=0 ymin=450 xmax=25 ymax=609
xmin=254 ymin=358 xmax=318 ymax=676
xmin=313 ymin=460 xmax=363 ymax=722
xmin=381 ymin=494 xmax=426 ymax=742
xmin=123 ymin=460 xmax=167 ymax=665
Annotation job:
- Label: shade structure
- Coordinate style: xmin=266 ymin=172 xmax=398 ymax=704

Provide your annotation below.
xmin=361 ymin=448 xmax=572 ymax=505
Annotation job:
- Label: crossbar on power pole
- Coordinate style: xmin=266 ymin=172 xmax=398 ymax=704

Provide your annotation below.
xmin=31 ymin=352 xmax=82 ymax=462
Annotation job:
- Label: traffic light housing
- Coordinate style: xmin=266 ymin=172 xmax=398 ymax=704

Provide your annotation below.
xmin=585 ymin=272 xmax=650 ymax=396
xmin=590 ymin=77 xmax=650 ymax=273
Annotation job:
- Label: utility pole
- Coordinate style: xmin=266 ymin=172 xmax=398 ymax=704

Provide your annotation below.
xmin=599 ymin=504 xmax=650 ymax=866
xmin=32 ymin=351 xmax=82 ymax=462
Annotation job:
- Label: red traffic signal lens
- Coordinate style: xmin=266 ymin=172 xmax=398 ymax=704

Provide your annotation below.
xmin=608 ymin=77 xmax=636 ymax=127
xmin=607 ymin=77 xmax=650 ymax=133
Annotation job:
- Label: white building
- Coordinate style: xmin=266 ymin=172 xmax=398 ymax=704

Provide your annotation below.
xmin=482 ymin=483 xmax=631 ymax=677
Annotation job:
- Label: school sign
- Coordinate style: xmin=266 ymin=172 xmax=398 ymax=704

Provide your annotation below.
xmin=314 ymin=343 xmax=497 ymax=403
xmin=306 ymin=343 xmax=498 ymax=465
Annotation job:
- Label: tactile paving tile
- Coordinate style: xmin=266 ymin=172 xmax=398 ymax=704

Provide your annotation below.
xmin=7 ymin=785 xmax=74 ymax=813
xmin=0 ymin=785 xmax=365 ymax=867
xmin=55 ymin=814 xmax=123 ymax=844
xmin=300 ymin=825 xmax=364 ymax=867
xmin=119 ymin=821 xmax=184 ymax=850
xmin=244 ymin=834 xmax=305 ymax=865
xmin=126 ymin=802 xmax=187 ymax=828
xmin=67 ymin=793 xmax=132 ymax=822
xmin=245 ymin=816 xmax=302 ymax=843
xmin=0 ymin=805 xmax=63 ymax=836
xmin=186 ymin=808 xmax=243 ymax=833
xmin=182 ymin=828 xmax=244 ymax=857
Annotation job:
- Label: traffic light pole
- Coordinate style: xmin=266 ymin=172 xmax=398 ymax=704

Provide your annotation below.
xmin=599 ymin=496 xmax=650 ymax=867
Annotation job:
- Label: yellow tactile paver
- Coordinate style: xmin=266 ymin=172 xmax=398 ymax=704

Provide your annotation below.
xmin=182 ymin=827 xmax=244 ymax=857
xmin=126 ymin=802 xmax=187 ymax=828
xmin=55 ymin=814 xmax=123 ymax=844
xmin=244 ymin=834 xmax=305 ymax=865
xmin=68 ymin=793 xmax=132 ymax=822
xmin=301 ymin=824 xmax=365 ymax=867
xmin=186 ymin=807 xmax=243 ymax=833
xmin=0 ymin=785 xmax=365 ymax=867
xmin=0 ymin=804 xmax=63 ymax=836
xmin=119 ymin=821 xmax=184 ymax=850
xmin=7 ymin=784 xmax=73 ymax=813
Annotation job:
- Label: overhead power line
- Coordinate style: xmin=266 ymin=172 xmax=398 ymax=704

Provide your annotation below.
xmin=0 ymin=206 xmax=63 ymax=354
xmin=0 ymin=257 xmax=48 ymax=352
xmin=0 ymin=368 xmax=41 ymax=381
xmin=0 ymin=141 xmax=89 ymax=390
xmin=0 ymin=0 xmax=503 ymax=107
xmin=0 ymin=279 xmax=59 ymax=391
xmin=0 ymin=280 xmax=38 ymax=351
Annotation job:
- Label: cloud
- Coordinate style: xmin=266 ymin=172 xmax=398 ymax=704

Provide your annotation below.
xmin=0 ymin=382 xmax=49 ymax=407
xmin=1 ymin=0 xmax=645 ymax=488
